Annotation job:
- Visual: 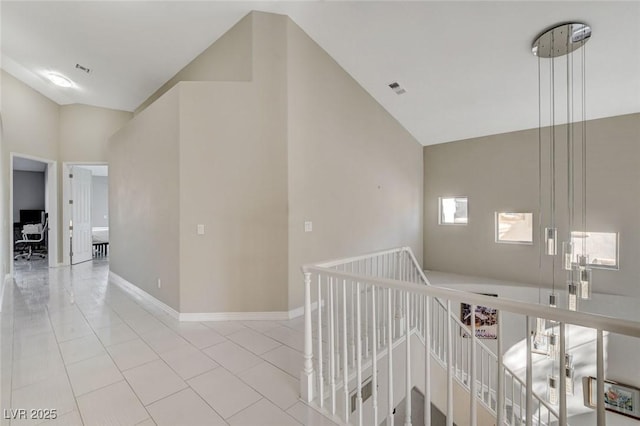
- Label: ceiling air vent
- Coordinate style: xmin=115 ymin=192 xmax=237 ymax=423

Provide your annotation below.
xmin=388 ymin=81 xmax=406 ymax=95
xmin=75 ymin=63 xmax=91 ymax=74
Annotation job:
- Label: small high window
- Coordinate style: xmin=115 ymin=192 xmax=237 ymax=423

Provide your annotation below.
xmin=439 ymin=197 xmax=468 ymax=225
xmin=496 ymin=212 xmax=533 ymax=244
xmin=571 ymin=231 xmax=619 ymax=269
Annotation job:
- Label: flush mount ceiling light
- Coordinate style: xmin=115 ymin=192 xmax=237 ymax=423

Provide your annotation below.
xmin=46 ymin=72 xmax=74 ymax=88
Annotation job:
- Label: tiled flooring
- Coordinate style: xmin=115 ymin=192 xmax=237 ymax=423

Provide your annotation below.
xmin=1 ymin=259 xmax=337 ymax=426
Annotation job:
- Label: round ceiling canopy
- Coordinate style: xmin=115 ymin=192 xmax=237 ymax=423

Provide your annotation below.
xmin=532 ymin=23 xmax=591 ymax=58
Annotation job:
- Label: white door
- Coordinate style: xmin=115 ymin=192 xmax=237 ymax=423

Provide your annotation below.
xmin=71 ymin=166 xmax=93 ymax=264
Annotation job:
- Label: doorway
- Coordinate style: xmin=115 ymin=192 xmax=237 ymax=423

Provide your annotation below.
xmin=10 ymin=153 xmax=58 ymax=272
xmin=62 ymin=163 xmax=109 ymax=265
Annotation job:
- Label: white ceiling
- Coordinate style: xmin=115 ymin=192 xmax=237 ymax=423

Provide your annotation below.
xmin=2 ymin=1 xmax=639 ymax=146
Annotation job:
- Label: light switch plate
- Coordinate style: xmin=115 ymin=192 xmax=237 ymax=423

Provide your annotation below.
xmin=197 ymin=224 xmax=205 ymax=235
xmin=304 ymin=221 xmax=313 ymax=232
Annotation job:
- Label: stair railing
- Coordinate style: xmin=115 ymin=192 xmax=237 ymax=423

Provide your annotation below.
xmin=301 ymin=247 xmax=640 ymax=426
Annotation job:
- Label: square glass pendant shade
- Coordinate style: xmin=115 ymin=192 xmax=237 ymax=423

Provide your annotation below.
xmin=545 ymin=227 xmax=558 ymax=256
xmin=579 ymin=269 xmax=592 ymax=299
xmin=567 ymin=282 xmax=578 ymax=311
xmin=565 ymin=366 xmax=575 ymax=395
xmin=564 ymin=352 xmax=575 ymax=395
xmin=547 ymin=375 xmax=559 ymax=405
xmin=562 ymin=241 xmax=574 ymax=270
xmin=547 ymin=333 xmax=558 ymax=359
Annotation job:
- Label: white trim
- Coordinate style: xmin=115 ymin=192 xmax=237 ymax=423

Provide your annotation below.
xmin=108 ymin=270 xmax=305 ymax=322
xmin=288 ymin=304 xmax=307 ymax=319
xmin=0 ymin=274 xmax=11 ymax=313
xmin=10 ymin=153 xmax=58 ymax=272
xmin=108 ymin=271 xmax=180 ymax=320
xmin=179 ymin=311 xmax=290 ymax=322
xmin=62 ymin=161 xmax=109 ymax=266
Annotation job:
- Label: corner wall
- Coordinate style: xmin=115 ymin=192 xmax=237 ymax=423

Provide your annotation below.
xmin=286 ymin=20 xmax=424 ymax=309
xmin=110 ymin=11 xmax=424 ymax=316
xmin=135 ymin=13 xmax=253 ymax=114
xmin=178 ymin=12 xmax=288 ymax=314
xmin=423 ymin=113 xmax=640 ymax=297
xmin=109 ymin=88 xmax=181 ymax=311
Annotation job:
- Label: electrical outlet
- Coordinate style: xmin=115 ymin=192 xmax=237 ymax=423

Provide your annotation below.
xmin=197 ymin=224 xmax=205 ymax=235
xmin=304 ymin=221 xmax=313 ymax=232
xmin=157 ymin=279 xmax=162 ymax=289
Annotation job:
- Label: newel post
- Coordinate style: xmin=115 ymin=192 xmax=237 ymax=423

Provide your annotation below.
xmin=301 ymin=271 xmax=315 ymax=402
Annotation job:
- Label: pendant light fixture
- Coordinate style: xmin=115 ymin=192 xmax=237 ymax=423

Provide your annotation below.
xmin=533 ymin=22 xmax=592 ymax=310
xmin=532 ymin=21 xmax=591 ymax=405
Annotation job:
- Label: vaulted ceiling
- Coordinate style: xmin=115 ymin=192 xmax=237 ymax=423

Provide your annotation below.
xmin=2 ymin=1 xmax=639 ymax=146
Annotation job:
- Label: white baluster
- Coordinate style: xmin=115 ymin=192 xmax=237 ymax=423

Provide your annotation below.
xmin=596 ymin=329 xmax=605 ymax=426
xmin=382 ymin=283 xmax=387 ymax=347
xmin=559 ymin=323 xmax=566 ymax=426
xmin=387 ymin=287 xmax=395 ymax=426
xmin=329 ymin=278 xmax=336 ymax=415
xmin=342 ymin=280 xmax=350 ymax=423
xmin=351 ymin=278 xmax=356 ymax=367
xmin=301 ymin=272 xmax=315 ymax=402
xmin=497 ymin=311 xmax=504 ymax=426
xmin=526 ymin=316 xmax=532 ymax=426
xmin=372 ymin=285 xmax=379 ymax=426
xmin=424 ymin=295 xmax=431 ymax=426
xmin=317 ymin=275 xmax=324 ymax=408
xmin=365 ymin=283 xmax=369 ymax=358
xmin=511 ymin=376 xmax=516 ymax=425
xmin=356 ymin=281 xmax=363 ymax=426
xmin=405 ymin=291 xmax=412 ymax=426
xmin=446 ymin=300 xmax=453 ymax=426
xmin=470 ymin=304 xmax=477 ymax=426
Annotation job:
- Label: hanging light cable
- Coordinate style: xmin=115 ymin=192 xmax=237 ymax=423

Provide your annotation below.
xmin=532 ymin=22 xmax=592 ymax=405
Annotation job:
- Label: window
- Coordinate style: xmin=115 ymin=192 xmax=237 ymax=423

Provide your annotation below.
xmin=495 ymin=212 xmax=533 ymax=244
xmin=571 ymin=231 xmax=619 ymax=269
xmin=439 ymin=197 xmax=468 ymax=225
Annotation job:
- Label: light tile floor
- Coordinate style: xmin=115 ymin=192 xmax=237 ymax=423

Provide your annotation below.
xmin=1 ymin=259 xmax=337 ymax=426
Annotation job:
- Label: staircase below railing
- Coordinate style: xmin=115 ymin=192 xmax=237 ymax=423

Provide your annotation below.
xmin=300 ymin=247 xmax=640 ymax=425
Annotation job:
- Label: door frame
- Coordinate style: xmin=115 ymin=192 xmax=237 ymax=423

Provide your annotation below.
xmin=62 ymin=162 xmax=108 ymax=266
xmin=9 ymin=152 xmax=58 ymax=274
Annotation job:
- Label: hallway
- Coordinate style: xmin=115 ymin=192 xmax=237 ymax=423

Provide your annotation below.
xmin=1 ymin=261 xmax=335 ymax=425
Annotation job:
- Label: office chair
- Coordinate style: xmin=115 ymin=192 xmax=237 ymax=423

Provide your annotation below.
xmin=14 ymin=217 xmax=48 ymax=261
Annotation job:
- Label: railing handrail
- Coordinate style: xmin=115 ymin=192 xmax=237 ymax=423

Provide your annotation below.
xmin=311 ymin=247 xmax=406 ymax=269
xmin=302 ymin=264 xmax=640 ymax=339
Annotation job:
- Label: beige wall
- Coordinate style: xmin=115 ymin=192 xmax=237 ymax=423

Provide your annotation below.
xmin=59 ymin=104 xmax=132 ymax=162
xmin=179 ymin=82 xmax=288 ymax=313
xmin=286 ymin=20 xmax=424 ymax=309
xmin=135 ymin=13 xmax=253 ymax=115
xmin=1 ymin=71 xmax=59 ymax=270
xmin=109 ymin=88 xmax=181 ymax=310
xmin=178 ymin=13 xmax=288 ymax=313
xmin=423 ymin=113 xmax=640 ymax=297
xmin=58 ymin=104 xmax=131 ymax=261
xmin=110 ymin=11 xmax=424 ymax=314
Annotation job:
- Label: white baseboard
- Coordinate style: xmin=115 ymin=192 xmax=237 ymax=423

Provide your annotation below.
xmin=108 ymin=271 xmax=180 ymax=320
xmin=108 ymin=270 xmax=313 ymax=322
xmin=287 ymin=304 xmax=307 ymax=319
xmin=0 ymin=274 xmax=12 ymax=313
xmin=179 ymin=311 xmax=290 ymax=322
